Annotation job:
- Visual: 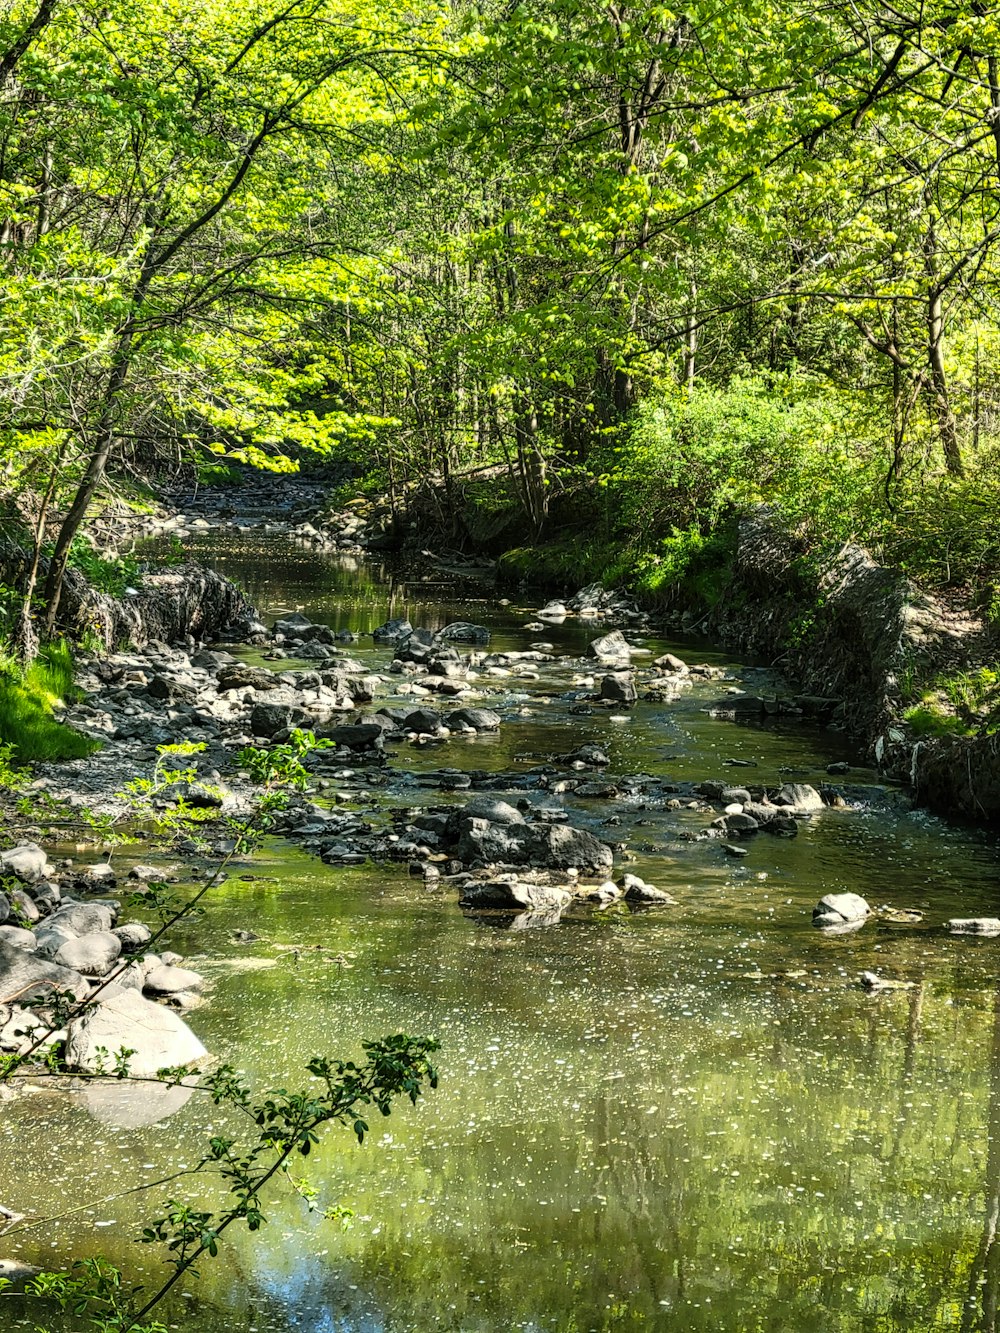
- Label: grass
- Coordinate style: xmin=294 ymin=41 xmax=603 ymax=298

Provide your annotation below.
xmin=0 ymin=640 xmax=99 ymax=764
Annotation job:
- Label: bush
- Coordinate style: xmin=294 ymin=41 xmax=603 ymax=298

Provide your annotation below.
xmin=66 ymin=536 xmax=143 ymax=598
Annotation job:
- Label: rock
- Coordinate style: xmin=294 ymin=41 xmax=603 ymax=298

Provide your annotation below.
xmin=713 ymin=813 xmax=759 ymax=835
xmin=0 ymin=939 xmax=90 ymax=1003
xmin=445 ymin=707 xmax=502 ymax=731
xmin=114 ymin=922 xmax=153 ymax=952
xmin=947 ymin=918 xmax=1000 ymax=936
xmin=599 ymin=673 xmax=638 ymax=706
xmin=250 ymin=702 xmax=308 ymax=737
xmin=565 ymin=744 xmax=611 ymax=767
xmin=64 ymin=989 xmax=207 ymax=1077
xmin=46 ymin=903 xmax=115 ymax=935
xmin=8 ymin=889 xmax=38 ymax=923
xmin=812 ymin=893 xmax=871 ymax=929
xmin=459 ymin=797 xmax=525 ymax=825
xmin=163 ymin=778 xmax=224 ymax=805
xmin=459 ymin=879 xmax=573 ymax=912
xmin=437 ymin=621 xmax=490 ymax=645
xmin=720 ymin=786 xmax=753 ymax=805
xmin=533 ymin=825 xmax=614 ymax=873
xmin=620 ymin=873 xmax=676 ymax=904
xmin=0 ymin=843 xmax=52 ymax=883
xmin=773 ymin=783 xmax=824 ymax=812
xmin=54 ymin=932 xmax=122 ymax=977
xmin=826 ymin=761 xmax=851 ymax=775
xmin=709 ymin=695 xmax=766 ymax=716
xmin=456 ymin=818 xmax=613 ymax=873
xmin=456 ymin=818 xmax=528 ymax=865
xmin=144 ymin=964 xmax=204 ymax=995
xmin=859 ymin=971 xmax=916 ymax=991
xmin=217 ymin=664 xmax=278 ymax=692
xmin=0 ymin=926 xmax=36 ymax=950
xmin=80 ymin=862 xmax=116 ymax=885
xmin=404 ymin=708 xmax=442 ymax=733
xmin=722 ymin=843 xmax=749 ymax=858
xmin=0 ymin=894 xmax=8 ymax=926
xmin=323 ymin=723 xmax=386 ymax=750
xmin=538 ymin=601 xmax=568 ymax=620
xmin=273 ymin=612 xmax=316 ymax=639
xmin=654 ymin=652 xmax=688 ymax=674
xmin=0 ymin=1007 xmax=62 ymax=1054
xmin=588 ymin=630 xmax=632 ymax=661
xmin=372 ymin=617 xmax=413 ymax=643
xmin=583 ymin=881 xmax=623 ymax=904
xmin=129 ymin=864 xmax=170 ymax=883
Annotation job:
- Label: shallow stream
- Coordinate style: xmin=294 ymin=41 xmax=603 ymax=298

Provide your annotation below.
xmin=4 ymin=539 xmax=1000 ymax=1332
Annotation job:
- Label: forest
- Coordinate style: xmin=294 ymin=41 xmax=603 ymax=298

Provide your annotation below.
xmin=2 ymin=0 xmax=1000 ymax=636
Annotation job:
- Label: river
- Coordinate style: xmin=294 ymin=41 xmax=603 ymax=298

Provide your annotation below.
xmin=4 ymin=536 xmax=1000 ymax=1332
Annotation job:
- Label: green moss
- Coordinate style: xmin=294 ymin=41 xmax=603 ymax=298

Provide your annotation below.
xmin=903 ymin=704 xmax=973 ymax=738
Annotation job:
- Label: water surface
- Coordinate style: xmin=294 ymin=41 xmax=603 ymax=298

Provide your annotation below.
xmin=3 ymin=539 xmax=999 ymax=1333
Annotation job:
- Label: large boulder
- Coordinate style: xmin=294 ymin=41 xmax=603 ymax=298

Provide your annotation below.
xmin=459 ymin=879 xmax=573 ymax=913
xmin=144 ymin=964 xmax=204 ymax=995
xmin=437 ymin=621 xmax=490 ymax=645
xmin=620 ymin=873 xmax=676 ymax=905
xmin=459 ymin=796 xmax=525 ymax=826
xmin=322 ymin=723 xmax=386 ymax=750
xmin=54 ymin=932 xmax=122 ymax=977
xmin=273 ymin=612 xmax=317 ymax=640
xmin=372 ymin=617 xmax=413 ymax=643
xmin=217 ymin=664 xmax=278 ymax=692
xmin=774 ymin=783 xmax=825 ymax=813
xmin=456 ymin=818 xmax=529 ymax=865
xmin=46 ymin=903 xmax=115 ymax=935
xmin=0 ymin=939 xmax=90 ymax=1003
xmin=533 ymin=824 xmax=614 ymax=872
xmin=64 ymin=989 xmax=207 ymax=1077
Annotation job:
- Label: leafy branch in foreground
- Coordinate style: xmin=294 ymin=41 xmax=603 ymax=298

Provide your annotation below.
xmin=0 ymin=726 xmax=440 ymax=1333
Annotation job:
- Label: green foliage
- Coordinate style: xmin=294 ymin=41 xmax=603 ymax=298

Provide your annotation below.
xmin=194 ymin=460 xmax=244 ymax=487
xmin=0 ymin=640 xmax=97 ymax=762
xmin=65 ymin=537 xmax=143 ymax=599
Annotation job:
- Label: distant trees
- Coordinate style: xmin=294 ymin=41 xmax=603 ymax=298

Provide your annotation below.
xmin=2 ymin=0 xmax=1000 ymax=622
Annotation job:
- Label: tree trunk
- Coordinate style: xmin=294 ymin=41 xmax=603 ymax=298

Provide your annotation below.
xmin=927 ymin=287 xmax=963 ymax=477
xmin=43 ymin=328 xmax=136 ymax=629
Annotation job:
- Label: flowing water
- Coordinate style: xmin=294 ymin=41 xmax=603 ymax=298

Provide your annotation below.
xmin=4 ymin=538 xmax=1000 ymax=1332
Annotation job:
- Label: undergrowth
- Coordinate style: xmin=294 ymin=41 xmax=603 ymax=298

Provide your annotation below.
xmin=0 ymin=640 xmax=98 ymax=764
